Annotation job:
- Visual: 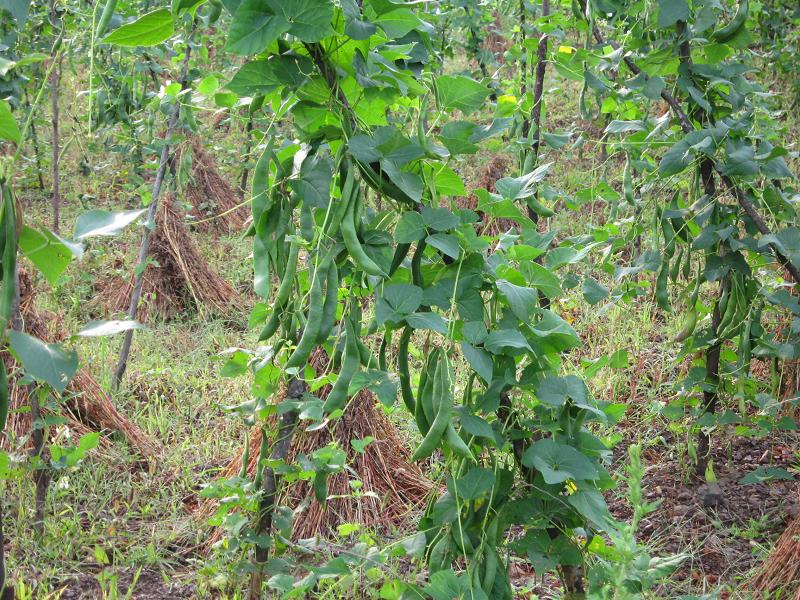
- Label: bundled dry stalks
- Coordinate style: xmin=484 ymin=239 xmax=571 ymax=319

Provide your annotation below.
xmin=180 ymin=136 xmax=248 ymax=235
xmin=483 ymin=10 xmax=509 ymax=60
xmin=747 ymin=487 xmax=800 ymax=599
xmin=198 ymin=349 xmax=432 ymax=544
xmin=98 ymin=194 xmax=238 ymax=320
xmin=4 ymin=272 xmax=159 ymax=458
xmin=458 ymin=155 xmax=518 ymax=235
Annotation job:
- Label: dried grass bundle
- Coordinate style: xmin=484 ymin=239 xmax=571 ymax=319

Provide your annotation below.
xmin=747 ymin=492 xmax=800 ymax=599
xmin=458 ymin=155 xmax=518 ymax=235
xmin=99 ymin=194 xmax=238 ymax=320
xmin=181 ymin=137 xmax=248 ymax=235
xmin=3 ymin=272 xmax=159 ymax=458
xmin=198 ymin=349 xmax=432 ymax=543
xmin=483 ymin=10 xmax=509 ymax=60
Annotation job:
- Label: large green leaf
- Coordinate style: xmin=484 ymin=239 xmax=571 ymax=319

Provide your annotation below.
xmin=19 ymin=226 xmax=79 ymax=286
xmin=455 ymin=467 xmax=495 ymax=500
xmin=394 ymin=211 xmax=425 ymax=243
xmin=265 ymin=0 xmax=333 ymax=42
xmin=102 ymin=9 xmax=174 ymax=47
xmin=421 ymin=206 xmax=459 ymax=232
xmin=437 ymin=75 xmax=491 ymax=116
xmin=567 ymin=489 xmax=617 ymax=531
xmin=227 ymin=61 xmax=283 ymax=96
xmin=657 ymin=0 xmax=689 ymax=28
xmin=535 ymin=375 xmax=589 ymax=407
xmin=497 ymin=280 xmax=537 ymax=321
xmin=522 ymin=438 xmax=598 ymax=484
xmin=460 ymin=342 xmax=493 ymax=383
xmin=0 ymin=100 xmax=20 ymax=144
xmin=8 ymin=331 xmax=78 ymax=393
xmin=226 ymin=0 xmax=290 ymax=55
xmin=0 ymin=0 xmax=30 ymax=26
xmin=484 ymin=329 xmax=532 ymax=354
xmin=74 ymin=209 xmax=146 ymax=239
xmin=376 ymin=284 xmax=422 ymax=325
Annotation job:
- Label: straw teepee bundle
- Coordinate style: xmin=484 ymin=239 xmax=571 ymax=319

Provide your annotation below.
xmin=4 ymin=271 xmax=159 ymax=458
xmin=99 ymin=194 xmax=238 ymax=320
xmin=180 ymin=136 xmax=248 ymax=235
xmin=458 ymin=155 xmax=519 ymax=235
xmin=198 ymin=348 xmax=433 ymax=544
xmin=748 ymin=489 xmax=800 ymax=599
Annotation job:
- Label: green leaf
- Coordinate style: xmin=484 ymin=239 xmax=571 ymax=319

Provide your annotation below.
xmin=657 ymin=0 xmax=689 ymax=28
xmin=50 ymin=432 xmax=101 ymax=469
xmin=225 ymin=0 xmax=290 ymax=55
xmin=266 ymin=0 xmax=333 ymax=42
xmin=430 ymin=165 xmax=465 ymax=196
xmin=739 ymin=466 xmax=795 ymax=485
xmin=426 ymin=233 xmax=460 ymax=259
xmin=405 ymin=312 xmax=449 ymax=334
xmin=437 ymin=75 xmax=491 ymax=116
xmin=19 ymin=226 xmax=78 ymax=286
xmin=495 ymin=163 xmax=553 ymax=200
xmin=531 ymin=310 xmax=582 ymax=351
xmin=459 ymin=413 xmax=494 ymax=440
xmin=497 ymin=279 xmax=537 ymax=321
xmin=421 ymin=206 xmax=459 ymax=232
xmin=350 ymin=436 xmax=374 ymax=454
xmin=484 ymin=329 xmax=532 ymax=354
xmin=567 ymin=489 xmax=617 ymax=531
xmin=528 ymin=262 xmax=562 ymax=298
xmin=455 ymin=467 xmax=495 ymax=500
xmin=290 ymin=154 xmax=332 ymax=208
xmin=374 ymin=7 xmax=424 ymax=38
xmin=461 ymin=342 xmax=493 ymax=383
xmin=542 ymin=131 xmax=571 ymax=149
xmin=376 ymin=284 xmax=422 ymax=325
xmin=8 ymin=331 xmax=78 ymax=393
xmin=0 ymin=0 xmax=31 ymax=26
xmin=77 ymin=320 xmax=145 ymax=337
xmin=74 ymin=209 xmax=146 ymax=239
xmin=226 ymin=61 xmax=282 ymax=96
xmin=536 ymin=375 xmax=589 ymax=407
xmin=720 ymin=140 xmax=758 ymax=178
xmin=522 ymin=438 xmax=598 ymax=483
xmin=395 ymin=211 xmax=425 ymax=243
xmin=102 ymin=9 xmax=174 ymax=47
xmin=582 ymin=277 xmax=609 ymax=305
xmin=0 ymin=99 xmax=20 ymax=144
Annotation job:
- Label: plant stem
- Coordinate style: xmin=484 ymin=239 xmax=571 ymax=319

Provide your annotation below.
xmin=112 ymin=23 xmax=196 ymax=390
xmin=49 ymin=0 xmax=62 ymax=233
xmin=238 ymin=112 xmax=254 ymax=200
xmin=248 ymin=378 xmax=304 ymax=600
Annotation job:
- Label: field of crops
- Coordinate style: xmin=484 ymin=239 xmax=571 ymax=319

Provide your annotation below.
xmin=0 ymin=0 xmax=799 ymax=598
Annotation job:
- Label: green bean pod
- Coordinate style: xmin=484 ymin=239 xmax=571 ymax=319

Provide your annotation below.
xmin=356 ymin=339 xmax=379 ymax=369
xmin=412 ymin=356 xmax=454 ymax=461
xmin=397 ymin=326 xmax=415 ymax=412
xmin=258 ymin=239 xmax=300 ymax=341
xmin=711 ymin=0 xmax=748 ymax=43
xmin=239 ymin=430 xmax=250 ymax=480
xmin=445 ymin=423 xmax=475 ymax=462
xmin=481 ymin=546 xmax=498 ymax=594
xmin=315 ymin=261 xmax=339 ymax=344
xmin=341 ymin=188 xmax=387 ymax=278
xmin=655 ymin=261 xmax=671 ymax=313
xmin=285 ymin=261 xmax=327 ymax=370
xmin=388 ymin=242 xmax=411 ymax=276
xmin=323 ymin=319 xmax=359 ymax=413
xmin=252 ymin=426 xmax=269 ymax=489
xmin=95 ymin=0 xmax=118 ymax=38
